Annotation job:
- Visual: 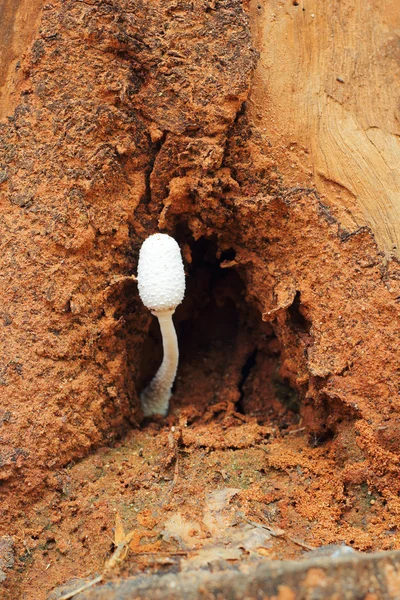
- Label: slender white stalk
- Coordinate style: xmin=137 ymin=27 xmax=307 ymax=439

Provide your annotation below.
xmin=140 ymin=308 xmax=179 ymax=417
xmin=136 ymin=233 xmax=185 ymax=417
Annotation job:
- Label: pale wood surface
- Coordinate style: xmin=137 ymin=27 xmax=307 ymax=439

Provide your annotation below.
xmin=0 ymin=0 xmax=43 ymax=119
xmin=250 ymin=0 xmax=400 ymax=257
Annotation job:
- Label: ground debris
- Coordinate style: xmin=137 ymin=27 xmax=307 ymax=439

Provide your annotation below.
xmin=54 ymin=513 xmax=140 ymax=600
xmin=162 ymin=487 xmax=272 ymax=571
xmin=0 ymin=536 xmax=14 ymax=583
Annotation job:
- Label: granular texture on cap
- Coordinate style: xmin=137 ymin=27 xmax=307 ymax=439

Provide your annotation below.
xmin=137 ymin=233 xmax=186 ymax=312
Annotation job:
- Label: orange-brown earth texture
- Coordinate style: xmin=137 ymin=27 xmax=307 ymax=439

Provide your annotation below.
xmin=0 ymin=0 xmax=400 ymax=598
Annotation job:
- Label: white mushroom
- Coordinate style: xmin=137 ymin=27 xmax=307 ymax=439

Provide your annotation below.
xmin=137 ymin=233 xmax=185 ymax=417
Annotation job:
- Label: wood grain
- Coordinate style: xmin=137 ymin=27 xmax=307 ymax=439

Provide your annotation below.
xmin=250 ymin=0 xmax=400 ymax=257
xmin=0 ymin=0 xmax=43 ymax=119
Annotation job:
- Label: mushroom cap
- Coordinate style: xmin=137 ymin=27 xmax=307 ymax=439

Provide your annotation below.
xmin=137 ymin=233 xmax=186 ymax=312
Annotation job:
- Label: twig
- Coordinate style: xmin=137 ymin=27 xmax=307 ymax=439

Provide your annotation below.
xmin=103 ymin=534 xmax=135 ymax=574
xmin=58 ymin=575 xmax=103 ymax=600
xmin=287 ymin=427 xmax=306 ymax=435
xmin=241 ymin=516 xmax=286 ymax=537
xmin=286 ymin=536 xmax=315 ymax=551
xmin=129 ymin=550 xmax=187 ymax=556
xmin=241 ymin=516 xmax=315 ymax=551
xmin=58 ymin=534 xmax=136 ymax=600
xmin=107 ymin=274 xmax=137 ymax=287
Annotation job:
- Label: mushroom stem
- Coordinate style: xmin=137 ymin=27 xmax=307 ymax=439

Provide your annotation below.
xmin=140 ymin=308 xmax=179 ymax=417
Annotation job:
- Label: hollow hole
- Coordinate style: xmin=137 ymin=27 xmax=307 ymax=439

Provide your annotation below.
xmin=219 ymin=247 xmax=236 ymax=262
xmin=135 ymin=232 xmax=300 ymax=425
xmin=287 ymin=291 xmax=311 ymax=334
xmin=309 ymin=428 xmax=335 ymax=448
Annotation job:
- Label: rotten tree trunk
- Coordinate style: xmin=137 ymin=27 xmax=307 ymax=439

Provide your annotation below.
xmin=1 ymin=0 xmax=400 ymax=598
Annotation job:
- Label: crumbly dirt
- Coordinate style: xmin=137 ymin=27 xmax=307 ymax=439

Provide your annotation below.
xmin=2 ymin=411 xmax=397 ymax=599
xmin=1 ymin=1 xmax=400 ymax=599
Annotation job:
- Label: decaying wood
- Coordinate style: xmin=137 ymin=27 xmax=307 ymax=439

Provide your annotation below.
xmin=1 ymin=1 xmax=400 ymax=599
xmin=51 ymin=550 xmax=400 ymax=600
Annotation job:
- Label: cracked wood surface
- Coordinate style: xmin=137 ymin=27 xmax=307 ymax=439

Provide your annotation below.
xmin=250 ymin=0 xmax=400 ymax=257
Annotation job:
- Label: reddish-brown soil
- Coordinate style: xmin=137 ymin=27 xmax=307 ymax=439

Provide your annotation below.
xmin=1 ymin=1 xmax=400 ymax=599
